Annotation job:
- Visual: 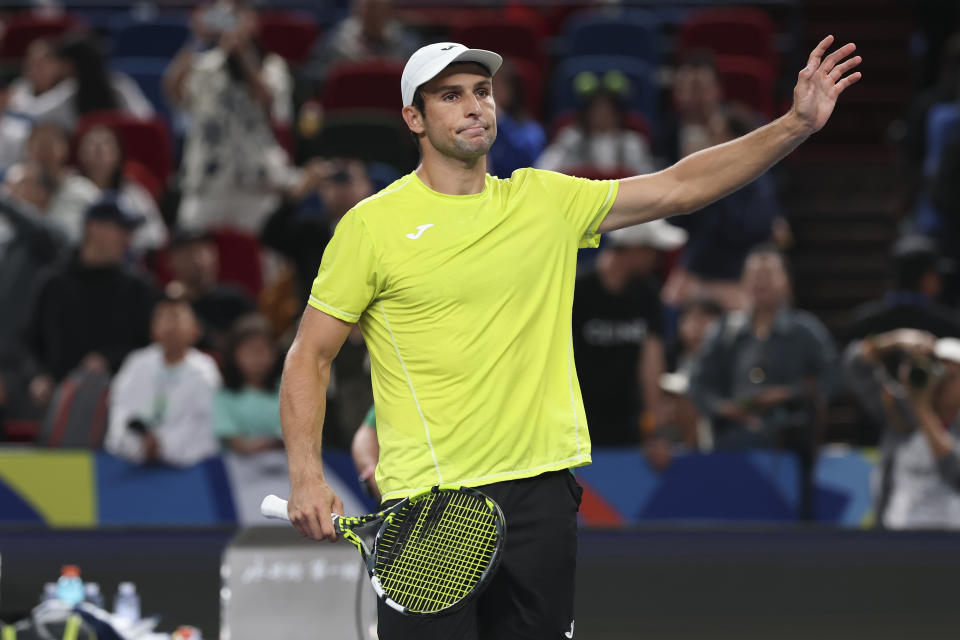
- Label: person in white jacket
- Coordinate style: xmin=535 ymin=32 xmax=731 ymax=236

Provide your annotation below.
xmin=107 ymin=288 xmax=222 ymax=466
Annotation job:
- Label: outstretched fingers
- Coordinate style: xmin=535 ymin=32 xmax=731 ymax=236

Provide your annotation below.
xmin=806 ymin=35 xmax=835 ymax=71
xmin=830 ymin=55 xmax=862 ymax=82
xmin=835 ymin=71 xmax=863 ymax=94
xmin=820 ymin=42 xmax=857 ymax=75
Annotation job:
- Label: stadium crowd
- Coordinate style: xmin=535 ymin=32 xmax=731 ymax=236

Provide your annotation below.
xmin=1 ymin=0 xmax=960 ymax=528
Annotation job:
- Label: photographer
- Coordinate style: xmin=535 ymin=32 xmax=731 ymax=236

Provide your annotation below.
xmin=844 ymin=329 xmax=960 ymax=529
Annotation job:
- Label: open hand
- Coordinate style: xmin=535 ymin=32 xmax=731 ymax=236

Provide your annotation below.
xmin=791 ymin=35 xmax=862 ymax=135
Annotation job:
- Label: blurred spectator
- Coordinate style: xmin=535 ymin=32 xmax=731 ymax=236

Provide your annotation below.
xmin=214 ymin=314 xmax=283 ymax=455
xmin=537 ymin=71 xmax=654 ymax=175
xmin=689 ymin=245 xmax=838 ymax=516
xmin=261 ymin=158 xmax=374 ymax=305
xmin=0 ymin=173 xmax=67 ymax=354
xmin=844 ymin=331 xmax=960 ymax=529
xmin=667 ymin=295 xmax=725 ymax=375
xmin=487 ymin=59 xmax=546 ymax=177
xmin=20 ymin=122 xmax=71 ymax=186
xmin=844 ymin=235 xmax=960 ymax=343
xmin=662 ymin=105 xmax=783 ymax=311
xmin=167 ymin=229 xmax=256 ymax=352
xmin=20 ymin=199 xmax=156 ymax=410
xmin=47 ymin=125 xmax=167 ymax=252
xmin=900 ymin=33 xmax=960 ymax=212
xmin=164 ymin=0 xmax=297 ymax=232
xmin=106 ymin=289 xmax=221 ymax=466
xmin=657 ymin=50 xmax=724 ymax=165
xmin=307 ymin=0 xmax=419 ymax=82
xmin=0 ymin=35 xmax=153 ymax=169
xmin=573 ymin=221 xmax=686 ymax=445
xmin=351 ymin=405 xmax=379 ymax=500
xmin=0 ymin=187 xmax=69 ymax=430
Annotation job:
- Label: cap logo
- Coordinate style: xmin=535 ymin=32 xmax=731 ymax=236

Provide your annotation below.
xmin=440 ymin=45 xmax=455 ymax=50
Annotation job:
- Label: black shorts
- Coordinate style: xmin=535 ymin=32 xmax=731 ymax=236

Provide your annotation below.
xmin=377 ymin=470 xmax=583 ymax=640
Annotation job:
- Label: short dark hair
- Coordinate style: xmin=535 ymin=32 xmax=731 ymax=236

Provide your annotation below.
xmin=681 ymin=296 xmax=725 ymax=319
xmin=743 ymin=242 xmax=792 ymax=278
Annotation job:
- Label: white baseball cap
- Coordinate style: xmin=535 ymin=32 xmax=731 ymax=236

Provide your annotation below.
xmin=401 ymin=42 xmax=503 ymax=107
xmin=606 ymin=219 xmax=688 ymax=251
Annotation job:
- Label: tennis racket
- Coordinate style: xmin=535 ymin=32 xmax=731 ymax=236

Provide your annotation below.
xmin=261 ymin=485 xmax=506 ymax=616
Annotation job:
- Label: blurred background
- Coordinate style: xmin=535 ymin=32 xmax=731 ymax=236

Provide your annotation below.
xmin=1 ymin=0 xmax=960 ymax=638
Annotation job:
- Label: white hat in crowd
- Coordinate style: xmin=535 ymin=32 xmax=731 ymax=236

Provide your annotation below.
xmin=935 ymin=338 xmax=960 ymax=365
xmin=401 ymin=42 xmax=503 ymax=107
xmin=606 ymin=219 xmax=688 ymax=251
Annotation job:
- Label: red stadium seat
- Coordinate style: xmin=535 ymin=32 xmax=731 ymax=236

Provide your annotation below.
xmin=123 ymin=160 xmax=163 ymax=202
xmin=0 ymin=11 xmax=85 ymax=60
xmin=210 ymin=227 xmax=263 ymax=298
xmin=677 ymin=7 xmax=778 ymax=77
xmin=451 ymin=12 xmax=548 ymax=71
xmin=75 ymin=111 xmax=173 ymax=186
xmin=322 ymin=58 xmax=405 ymax=113
xmin=257 ymin=10 xmax=320 ymax=66
xmin=715 ymin=54 xmax=776 ymax=119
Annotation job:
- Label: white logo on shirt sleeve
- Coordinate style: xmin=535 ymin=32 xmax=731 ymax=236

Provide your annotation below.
xmin=406 ymin=224 xmax=435 ymax=240
xmin=565 ymin=620 xmax=575 ymax=638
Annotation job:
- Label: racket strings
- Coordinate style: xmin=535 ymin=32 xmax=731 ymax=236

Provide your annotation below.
xmin=375 ymin=492 xmax=499 ymax=613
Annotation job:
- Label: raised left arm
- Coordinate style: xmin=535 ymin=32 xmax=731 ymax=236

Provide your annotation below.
xmin=599 ymin=35 xmax=862 ymax=232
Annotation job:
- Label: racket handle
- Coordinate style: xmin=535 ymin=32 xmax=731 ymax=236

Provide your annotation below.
xmin=259 ymin=495 xmax=343 ymax=529
xmin=261 ymin=494 xmax=290 ymax=521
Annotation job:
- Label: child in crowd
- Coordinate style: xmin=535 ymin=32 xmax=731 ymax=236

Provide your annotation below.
xmin=214 ymin=314 xmax=283 ymax=454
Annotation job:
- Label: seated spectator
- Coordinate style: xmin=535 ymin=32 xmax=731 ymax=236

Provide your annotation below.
xmin=657 ymin=50 xmax=725 ymax=165
xmin=106 ymin=288 xmax=221 ymax=466
xmin=0 ymin=170 xmax=67 ymax=351
xmin=0 ymin=35 xmax=153 ymax=169
xmin=47 ymin=125 xmax=167 ymax=252
xmin=167 ymin=229 xmax=256 ymax=352
xmin=214 ymin=314 xmax=283 ymax=455
xmin=844 ymin=235 xmax=960 ymax=343
xmin=662 ymin=105 xmax=783 ymax=310
xmin=487 ymin=59 xmax=546 ymax=178
xmin=351 ymin=405 xmax=380 ymax=500
xmin=20 ymin=122 xmax=71 ymax=187
xmin=0 ymin=187 xmax=69 ymax=432
xmin=537 ymin=71 xmax=654 ymax=176
xmin=164 ymin=0 xmax=298 ymax=232
xmin=20 ymin=199 xmax=157 ymax=410
xmin=667 ymin=296 xmax=725 ymax=375
xmin=689 ymin=245 xmax=838 ymax=517
xmin=307 ymin=0 xmax=419 ymax=83
xmin=844 ymin=330 xmax=960 ymax=529
xmin=261 ymin=158 xmax=374 ymax=305
xmin=573 ymin=221 xmax=687 ymax=445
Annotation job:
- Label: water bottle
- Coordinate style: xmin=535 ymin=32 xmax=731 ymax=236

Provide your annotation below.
xmin=55 ymin=566 xmax=85 ymax=606
xmin=113 ymin=582 xmax=141 ymax=624
xmin=84 ymin=582 xmax=105 ymax=609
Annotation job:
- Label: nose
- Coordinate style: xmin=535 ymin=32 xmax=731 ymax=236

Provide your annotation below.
xmin=464 ymin=93 xmax=482 ymax=118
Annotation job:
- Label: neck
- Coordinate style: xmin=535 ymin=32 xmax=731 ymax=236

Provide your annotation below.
xmin=415 ymin=150 xmax=487 ymax=196
xmin=79 ymin=243 xmax=117 ymax=267
xmin=88 ymin=169 xmax=113 ymax=189
xmin=163 ymin=346 xmax=189 ymax=365
xmin=751 ymin=306 xmax=779 ymax=335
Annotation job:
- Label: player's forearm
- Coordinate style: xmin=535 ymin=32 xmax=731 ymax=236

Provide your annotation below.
xmin=915 ymin=403 xmax=957 ymax=461
xmin=280 ymin=346 xmax=333 ymax=486
xmin=665 ymin=111 xmax=811 ymax=216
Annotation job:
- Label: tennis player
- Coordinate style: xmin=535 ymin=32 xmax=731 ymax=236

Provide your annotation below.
xmin=280 ymin=37 xmax=861 ymax=639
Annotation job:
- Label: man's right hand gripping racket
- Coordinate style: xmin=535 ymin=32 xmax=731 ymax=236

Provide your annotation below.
xmin=261 ymin=485 xmax=506 ymax=616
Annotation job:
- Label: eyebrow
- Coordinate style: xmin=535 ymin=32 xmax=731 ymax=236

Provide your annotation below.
xmin=432 ymin=80 xmax=492 ymax=93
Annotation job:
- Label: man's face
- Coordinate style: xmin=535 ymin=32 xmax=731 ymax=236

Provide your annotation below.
xmin=742 ymin=253 xmax=789 ymax=310
xmin=85 ymin=219 xmax=132 ymax=263
xmin=405 ymin=64 xmax=497 ymax=161
xmin=673 ymin=65 xmax=721 ymax=120
xmin=170 ymin=241 xmax=219 ymax=289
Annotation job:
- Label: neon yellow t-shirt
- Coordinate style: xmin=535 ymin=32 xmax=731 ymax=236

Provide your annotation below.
xmin=310 ymin=168 xmax=619 ymax=500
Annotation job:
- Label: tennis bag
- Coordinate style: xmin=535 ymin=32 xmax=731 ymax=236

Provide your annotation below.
xmin=36 ymin=369 xmax=111 ymax=448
